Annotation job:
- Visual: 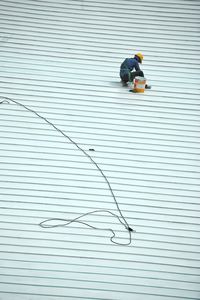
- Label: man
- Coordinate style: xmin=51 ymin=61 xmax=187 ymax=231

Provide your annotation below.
xmin=120 ymin=52 xmax=151 ymax=88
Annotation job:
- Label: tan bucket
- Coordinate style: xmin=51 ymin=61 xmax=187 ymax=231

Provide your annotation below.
xmin=133 ymin=76 xmax=146 ymax=93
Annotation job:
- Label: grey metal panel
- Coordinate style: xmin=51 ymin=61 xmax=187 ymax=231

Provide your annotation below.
xmin=0 ymin=0 xmax=200 ymax=299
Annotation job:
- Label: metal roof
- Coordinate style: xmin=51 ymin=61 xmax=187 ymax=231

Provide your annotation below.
xmin=0 ymin=0 xmax=200 ymax=299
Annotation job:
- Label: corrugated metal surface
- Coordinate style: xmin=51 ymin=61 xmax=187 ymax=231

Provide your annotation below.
xmin=0 ymin=0 xmax=200 ymax=299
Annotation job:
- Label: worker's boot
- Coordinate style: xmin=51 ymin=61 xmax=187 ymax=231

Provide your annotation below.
xmin=121 ymin=80 xmax=128 ymax=86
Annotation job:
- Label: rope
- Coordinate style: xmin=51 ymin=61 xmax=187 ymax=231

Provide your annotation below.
xmin=0 ymin=97 xmax=135 ymax=245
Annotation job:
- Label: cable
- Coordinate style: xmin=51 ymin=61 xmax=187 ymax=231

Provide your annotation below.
xmin=39 ymin=210 xmax=133 ymax=246
xmin=0 ymin=97 xmax=135 ymax=245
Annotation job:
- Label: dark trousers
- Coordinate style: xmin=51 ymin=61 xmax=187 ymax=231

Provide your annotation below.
xmin=120 ymin=69 xmax=144 ymax=83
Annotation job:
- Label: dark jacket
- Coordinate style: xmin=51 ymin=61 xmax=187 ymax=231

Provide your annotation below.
xmin=120 ymin=58 xmax=141 ymax=72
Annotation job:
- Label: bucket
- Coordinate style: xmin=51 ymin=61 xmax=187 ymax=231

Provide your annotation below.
xmin=133 ymin=76 xmax=146 ymax=93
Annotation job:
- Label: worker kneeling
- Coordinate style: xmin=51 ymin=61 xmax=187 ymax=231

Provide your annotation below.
xmin=120 ymin=52 xmax=151 ymax=91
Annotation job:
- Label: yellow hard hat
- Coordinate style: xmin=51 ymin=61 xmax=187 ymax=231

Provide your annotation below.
xmin=135 ymin=52 xmax=144 ymax=63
